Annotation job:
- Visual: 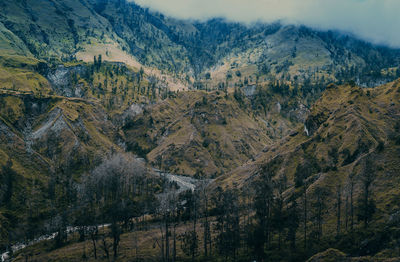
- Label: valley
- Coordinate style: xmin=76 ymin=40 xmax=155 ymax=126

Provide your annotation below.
xmin=0 ymin=0 xmax=400 ymax=261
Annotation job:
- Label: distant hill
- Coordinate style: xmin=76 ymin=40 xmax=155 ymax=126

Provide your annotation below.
xmin=1 ymin=0 xmax=400 ymax=88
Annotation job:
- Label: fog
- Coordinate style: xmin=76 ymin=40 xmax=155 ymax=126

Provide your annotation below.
xmin=133 ymin=0 xmax=400 ymax=47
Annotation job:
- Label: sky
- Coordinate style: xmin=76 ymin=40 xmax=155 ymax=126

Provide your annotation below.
xmin=133 ymin=0 xmax=400 ymax=48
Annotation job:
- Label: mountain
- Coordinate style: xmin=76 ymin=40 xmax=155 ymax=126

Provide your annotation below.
xmin=220 ymin=80 xmax=400 ymax=191
xmin=1 ymin=0 xmax=400 ymax=87
xmin=122 ymin=90 xmax=303 ymax=177
xmin=217 ymin=80 xmax=400 ymax=257
xmin=0 ymin=0 xmax=400 ymax=261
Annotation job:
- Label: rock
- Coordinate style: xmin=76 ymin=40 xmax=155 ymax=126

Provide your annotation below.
xmin=304 ymin=111 xmax=329 ymax=136
xmin=276 ymin=102 xmax=282 ymax=113
xmin=243 ymin=85 xmax=257 ymax=97
xmin=1 ymin=252 xmax=9 ymax=262
xmin=46 ymin=65 xmax=87 ymax=97
xmin=288 ymin=103 xmax=310 ymax=123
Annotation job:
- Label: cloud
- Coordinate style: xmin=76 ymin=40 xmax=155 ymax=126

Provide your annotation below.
xmin=133 ymin=0 xmax=400 ymax=47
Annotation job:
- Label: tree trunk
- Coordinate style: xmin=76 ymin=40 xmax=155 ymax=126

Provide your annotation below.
xmin=160 ymin=224 xmax=165 ymax=262
xmin=192 ymin=200 xmax=197 ymax=262
xmin=336 ymin=186 xmax=341 ymax=236
xmin=364 ymin=182 xmax=369 ymax=228
xmin=317 ymin=197 xmax=322 ymax=241
xmin=350 ymin=180 xmax=354 ymax=231
xmin=111 ymin=222 xmax=120 ymax=259
xmin=203 ymin=196 xmax=209 ymax=258
xmin=90 ymin=228 xmax=98 ymax=259
xmin=303 ymin=185 xmax=307 ymax=251
xmin=113 ymin=235 xmax=119 ymax=259
xmin=173 ymin=224 xmax=176 ymax=262
xmin=165 ymin=212 xmax=169 ymax=262
xmin=345 ymin=194 xmax=349 ymax=231
xmin=101 ymin=236 xmax=109 ymax=261
xmin=204 ymin=220 xmax=208 ymax=257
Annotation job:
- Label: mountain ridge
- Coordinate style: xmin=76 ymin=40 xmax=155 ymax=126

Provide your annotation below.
xmin=0 ymin=0 xmax=400 ymax=260
xmin=1 ymin=0 xmax=400 ymax=89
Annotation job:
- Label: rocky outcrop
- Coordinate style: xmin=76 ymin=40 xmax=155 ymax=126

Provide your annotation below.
xmin=47 ymin=65 xmax=88 ymax=97
xmin=304 ymin=111 xmax=330 ymax=136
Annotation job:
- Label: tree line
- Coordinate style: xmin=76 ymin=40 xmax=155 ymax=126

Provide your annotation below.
xmin=0 ymin=151 xmax=390 ymax=261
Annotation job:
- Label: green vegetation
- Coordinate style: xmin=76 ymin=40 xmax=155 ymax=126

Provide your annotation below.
xmin=122 ymin=90 xmax=302 ymax=177
xmin=0 ymin=0 xmax=399 ymax=261
xmin=1 ymin=0 xmax=399 ymax=89
xmin=218 ymin=81 xmax=400 ymax=261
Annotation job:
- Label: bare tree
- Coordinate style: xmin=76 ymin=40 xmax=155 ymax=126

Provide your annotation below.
xmin=80 ymin=153 xmax=147 ymax=259
xmin=157 ymin=176 xmax=181 ymax=262
xmin=198 ymin=179 xmax=211 ymax=258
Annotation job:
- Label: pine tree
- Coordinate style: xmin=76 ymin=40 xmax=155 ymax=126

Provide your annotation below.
xmin=311 ymin=186 xmax=329 ymax=242
xmin=287 ymin=194 xmax=299 ymax=251
xmin=1 ymin=159 xmax=16 ymax=206
xmin=357 ymin=159 xmax=376 ymax=229
xmin=251 ymin=164 xmax=274 ymax=259
xmin=213 ymin=187 xmax=240 ymax=261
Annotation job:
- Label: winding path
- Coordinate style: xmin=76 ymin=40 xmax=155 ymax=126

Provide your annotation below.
xmin=152 ymin=168 xmax=198 ymax=193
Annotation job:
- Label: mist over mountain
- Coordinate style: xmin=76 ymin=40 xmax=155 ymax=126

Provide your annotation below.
xmin=134 ymin=0 xmax=400 ymax=48
xmin=0 ymin=0 xmax=399 ymax=261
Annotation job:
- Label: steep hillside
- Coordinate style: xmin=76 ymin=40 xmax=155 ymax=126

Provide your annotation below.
xmin=202 ymin=25 xmax=400 ymax=88
xmin=0 ymin=22 xmax=32 ymax=57
xmin=1 ymin=0 xmax=399 ymax=90
xmin=0 ymin=0 xmax=118 ymax=59
xmin=0 ymin=90 xmax=124 ymax=245
xmin=0 ymin=92 xmax=120 ymax=185
xmin=223 ymin=80 xmax=400 ymax=184
xmin=0 ymin=0 xmax=400 ymax=260
xmin=0 ymin=52 xmax=183 ymax=249
xmin=218 ymin=80 xmax=400 ymax=245
xmin=123 ymin=90 xmax=302 ymax=177
xmin=0 ymin=0 xmax=189 ymax=90
xmin=91 ymin=0 xmax=400 ymax=88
